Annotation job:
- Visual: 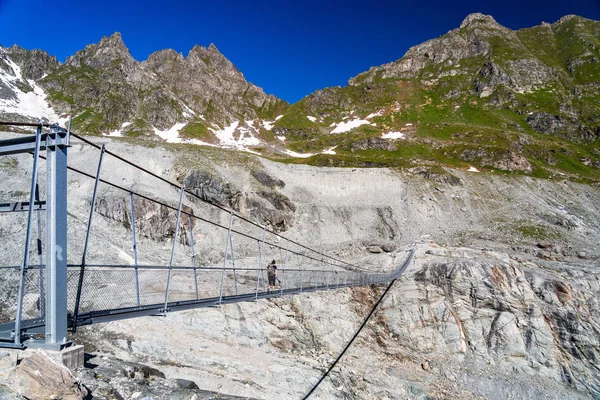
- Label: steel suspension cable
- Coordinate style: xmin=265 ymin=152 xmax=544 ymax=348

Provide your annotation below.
xmin=302 ymin=279 xmax=398 ymax=399
xmin=70 ymin=133 xmax=359 ymax=269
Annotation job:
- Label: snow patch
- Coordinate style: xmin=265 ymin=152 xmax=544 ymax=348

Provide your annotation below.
xmin=306 ymin=115 xmax=317 ymax=122
xmin=275 ymin=115 xmax=284 ymax=121
xmin=180 ymin=102 xmax=196 ymax=119
xmin=209 ymin=121 xmax=261 ymax=149
xmin=277 ymin=135 xmax=286 ymax=142
xmin=154 ymin=122 xmax=187 ymax=143
xmin=405 ymin=123 xmax=413 ymax=126
xmin=0 ymin=53 xmax=69 ymax=125
xmin=283 ymin=150 xmax=315 ymax=158
xmin=467 ymin=166 xmax=480 ymax=172
xmin=382 ymin=131 xmax=405 ymax=139
xmin=330 ymin=118 xmax=374 ymax=134
xmin=103 ymin=122 xmax=132 ymax=137
xmin=366 ymin=110 xmax=383 ymax=119
xmin=263 ymin=120 xmax=275 ymax=130
xmin=322 ymin=146 xmax=337 ymax=155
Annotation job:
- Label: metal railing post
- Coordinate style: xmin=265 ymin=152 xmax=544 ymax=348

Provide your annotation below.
xmin=35 ymin=183 xmax=44 ymax=318
xmin=129 ymin=190 xmax=140 ymax=307
xmin=255 ymin=239 xmax=261 ymax=300
xmin=164 ymin=185 xmax=185 ymax=315
xmin=299 ymin=254 xmax=303 ymax=293
xmin=188 ymin=215 xmax=199 ymax=300
xmin=219 ymin=213 xmax=233 ymax=304
xmin=14 ymin=124 xmax=42 ymax=345
xmin=73 ymin=144 xmax=105 ymax=331
xmin=229 ymin=227 xmax=238 ymax=296
xmin=255 ymin=226 xmax=267 ymax=300
xmin=280 ymin=270 xmax=285 ymax=296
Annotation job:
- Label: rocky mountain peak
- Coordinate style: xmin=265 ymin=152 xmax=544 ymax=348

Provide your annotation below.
xmin=2 ymin=45 xmax=58 ymax=80
xmin=66 ymin=31 xmax=135 ymax=69
xmin=555 ymin=14 xmax=581 ymax=25
xmin=187 ymin=43 xmax=227 ymax=64
xmin=460 ymin=13 xmax=500 ymax=29
xmin=145 ymin=48 xmax=184 ymax=65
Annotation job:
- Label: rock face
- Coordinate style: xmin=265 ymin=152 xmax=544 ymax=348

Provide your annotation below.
xmin=0 ymin=350 xmax=87 ymax=400
xmin=1 ymin=136 xmax=600 ymax=398
xmin=143 ymin=44 xmax=282 ymax=126
xmin=402 ymin=256 xmax=600 ymax=396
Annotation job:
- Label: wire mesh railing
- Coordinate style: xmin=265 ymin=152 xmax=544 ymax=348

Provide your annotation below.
xmin=0 ymin=124 xmax=414 ymax=345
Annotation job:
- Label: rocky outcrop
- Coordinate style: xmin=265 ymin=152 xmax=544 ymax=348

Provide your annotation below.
xmin=350 ymin=137 xmax=398 ymax=152
xmin=94 ymin=195 xmax=194 ymax=245
xmin=526 ymin=112 xmax=598 ymax=143
xmin=184 ymin=169 xmax=239 ymax=207
xmin=76 ymin=356 xmax=256 ymax=400
xmin=3 ymin=45 xmax=59 ymax=80
xmin=184 ymin=168 xmax=296 ymax=232
xmin=460 ymin=149 xmax=533 ymax=173
xmin=388 ymin=252 xmax=600 ymax=398
xmin=0 ymin=350 xmax=87 ymax=400
xmin=251 ymin=169 xmax=285 ymax=189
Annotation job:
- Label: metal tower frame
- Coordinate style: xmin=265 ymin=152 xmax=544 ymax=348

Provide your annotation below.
xmin=0 ymin=121 xmax=70 ymax=350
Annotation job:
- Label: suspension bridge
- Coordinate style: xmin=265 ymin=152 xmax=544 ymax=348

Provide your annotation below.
xmin=0 ymin=121 xmax=414 ymax=351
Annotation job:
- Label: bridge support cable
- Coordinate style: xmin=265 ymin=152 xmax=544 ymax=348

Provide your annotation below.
xmin=73 ymin=144 xmax=105 ymax=332
xmin=303 ymin=279 xmax=398 ymax=399
xmin=302 ymin=248 xmax=414 ymax=399
xmin=164 ymin=185 xmax=186 ymax=315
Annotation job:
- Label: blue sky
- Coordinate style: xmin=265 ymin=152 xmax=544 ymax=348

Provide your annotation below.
xmin=0 ymin=0 xmax=598 ymax=103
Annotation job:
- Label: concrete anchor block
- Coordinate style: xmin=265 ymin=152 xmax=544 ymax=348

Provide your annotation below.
xmin=58 ymin=344 xmax=84 ymax=370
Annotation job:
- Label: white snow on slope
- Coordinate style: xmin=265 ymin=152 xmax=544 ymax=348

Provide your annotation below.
xmin=284 ymin=146 xmax=338 ymax=158
xmin=467 ymin=166 xmax=480 ymax=172
xmin=0 ymin=51 xmax=69 ymax=125
xmin=104 ymin=121 xmax=132 ymax=137
xmin=263 ymin=120 xmax=275 ymax=130
xmin=180 ymin=102 xmax=197 ymax=119
xmin=283 ymin=149 xmax=315 ymax=158
xmin=366 ymin=110 xmax=383 ymax=119
xmin=330 ymin=118 xmax=374 ymax=134
xmin=209 ymin=121 xmax=261 ymax=149
xmin=322 ymin=146 xmax=337 ymax=155
xmin=382 ymin=131 xmax=405 ymax=139
xmin=275 ymin=115 xmax=284 ymax=120
xmin=277 ymin=135 xmax=286 ymax=142
xmin=154 ymin=122 xmax=187 ymax=143
xmin=306 ymin=115 xmax=317 ymax=122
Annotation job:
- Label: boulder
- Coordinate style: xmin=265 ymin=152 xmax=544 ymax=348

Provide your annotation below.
xmin=0 ymin=350 xmax=87 ymax=400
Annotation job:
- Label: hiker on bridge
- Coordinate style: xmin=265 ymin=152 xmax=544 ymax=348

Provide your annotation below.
xmin=267 ymin=260 xmax=278 ymax=290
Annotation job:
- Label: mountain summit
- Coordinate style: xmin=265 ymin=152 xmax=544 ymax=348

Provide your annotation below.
xmin=0 ymin=15 xmax=599 ymax=182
